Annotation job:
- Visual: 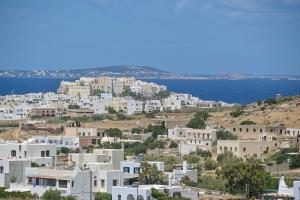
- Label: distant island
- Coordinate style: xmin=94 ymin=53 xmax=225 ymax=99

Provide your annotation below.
xmin=0 ymin=65 xmax=299 ymax=80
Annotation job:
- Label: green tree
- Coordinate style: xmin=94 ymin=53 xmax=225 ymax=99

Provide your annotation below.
xmin=61 ymin=147 xmax=70 ymax=154
xmin=186 ymin=118 xmax=205 ymax=129
xmin=230 ymin=108 xmax=244 ymax=118
xmin=139 ymin=162 xmax=167 ymax=184
xmin=169 ymin=141 xmax=178 ymax=148
xmin=131 ymin=127 xmax=143 ymax=134
xmin=204 ymin=158 xmax=218 ymax=170
xmin=270 ymin=147 xmax=299 ymax=164
xmin=217 ymin=160 xmax=272 ymax=198
xmin=104 ymin=128 xmax=123 ymax=138
xmin=155 ymin=91 xmax=170 ymax=99
xmin=196 ymin=149 xmax=212 ymax=157
xmin=107 ymin=107 xmax=117 ymax=114
xmin=42 ymin=189 xmax=62 ymax=200
xmin=194 ymin=111 xmax=210 ymax=121
xmin=289 ymin=155 xmax=300 ymax=169
xmin=186 ymin=111 xmax=209 ymax=129
xmin=95 ymin=192 xmax=112 ymax=200
xmin=216 ymin=130 xmax=238 ymax=140
xmin=184 ymin=154 xmax=200 ymax=167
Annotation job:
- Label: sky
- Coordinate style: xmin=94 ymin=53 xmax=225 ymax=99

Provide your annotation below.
xmin=0 ymin=0 xmax=300 ymax=75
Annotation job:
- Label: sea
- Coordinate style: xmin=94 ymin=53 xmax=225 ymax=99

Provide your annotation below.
xmin=0 ymin=77 xmax=300 ymax=105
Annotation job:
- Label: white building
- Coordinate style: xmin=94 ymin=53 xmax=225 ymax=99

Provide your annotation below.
xmin=168 ymin=126 xmax=216 ymax=154
xmin=121 ymin=161 xmax=164 ymax=175
xmin=167 ymin=161 xmax=197 ymax=184
xmin=112 ymin=184 xmax=182 ymax=200
xmin=0 ymin=158 xmax=31 ymax=188
xmin=126 ymin=100 xmax=144 ymax=115
xmin=263 ymin=176 xmax=300 ymax=200
xmin=144 ymin=100 xmax=163 ymax=112
xmin=27 ymin=136 xmax=79 ymax=150
xmin=0 ymin=142 xmax=56 ymax=166
xmin=162 ymin=95 xmax=182 ymax=111
xmin=23 ymin=167 xmax=92 ymax=199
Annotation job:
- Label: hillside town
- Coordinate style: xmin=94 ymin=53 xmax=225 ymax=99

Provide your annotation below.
xmin=0 ymin=77 xmax=299 ymax=200
xmin=0 ymin=77 xmax=232 ymax=121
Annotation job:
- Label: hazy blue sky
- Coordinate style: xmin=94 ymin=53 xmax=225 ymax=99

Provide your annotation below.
xmin=0 ymin=0 xmax=300 ymax=75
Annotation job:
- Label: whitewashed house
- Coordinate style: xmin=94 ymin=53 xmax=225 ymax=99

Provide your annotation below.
xmin=0 ymin=158 xmax=31 ymax=188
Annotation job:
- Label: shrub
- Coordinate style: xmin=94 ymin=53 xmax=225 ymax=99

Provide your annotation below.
xmin=264 ymin=98 xmax=277 ymax=105
xmin=216 ymin=130 xmax=238 ymax=140
xmin=104 ymin=128 xmax=123 ymax=138
xmin=169 ymin=141 xmax=178 ymax=148
xmin=196 ymin=149 xmax=212 ymax=157
xmin=107 ymin=107 xmax=117 ymax=114
xmin=186 ymin=111 xmax=209 ymax=129
xmin=230 ymin=108 xmax=244 ymax=118
xmin=42 ymin=189 xmax=61 ymax=200
xmin=95 ymin=192 xmax=112 ymax=200
xmin=61 ymin=147 xmax=70 ymax=154
xmin=116 ymin=113 xmax=127 ymax=120
xmin=240 ymin=120 xmax=256 ymax=125
xmin=204 ymin=158 xmax=218 ymax=170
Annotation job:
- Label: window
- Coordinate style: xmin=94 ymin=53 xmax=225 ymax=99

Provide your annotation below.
xmin=113 ymin=179 xmax=118 ymax=186
xmin=246 ymin=128 xmax=249 ymax=132
xmin=134 ymin=167 xmax=140 ymax=174
xmin=101 ymin=179 xmax=105 ymax=188
xmin=46 ymin=150 xmax=50 ymax=157
xmin=123 ymin=167 xmax=130 ymax=173
xmin=41 ymin=151 xmax=45 ymax=157
xmin=94 ymin=180 xmax=97 ymax=187
xmin=19 ymin=145 xmax=21 ymax=152
xmin=59 ymin=180 xmax=67 ymax=188
xmin=260 ymin=129 xmax=263 ymax=133
xmin=0 ymin=166 xmax=3 ymax=173
xmin=11 ymin=150 xmax=16 ymax=157
xmin=118 ymin=195 xmax=121 ymax=200
xmin=92 ymin=139 xmax=97 ymax=145
xmin=253 ymin=129 xmax=256 ymax=132
xmin=233 ymin=128 xmax=236 ymax=132
xmin=243 ymin=147 xmax=246 ymax=152
xmin=72 ymin=181 xmax=74 ymax=187
xmin=239 ymin=128 xmax=242 ymax=132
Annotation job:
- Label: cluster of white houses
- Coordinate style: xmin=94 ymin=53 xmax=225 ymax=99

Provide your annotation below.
xmin=0 ymin=121 xmax=299 ymax=199
xmin=0 ymin=137 xmax=199 ymax=200
xmin=0 ymin=77 xmax=233 ymax=120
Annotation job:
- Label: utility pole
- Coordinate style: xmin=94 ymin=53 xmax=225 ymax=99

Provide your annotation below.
xmin=90 ymin=170 xmax=92 ymax=200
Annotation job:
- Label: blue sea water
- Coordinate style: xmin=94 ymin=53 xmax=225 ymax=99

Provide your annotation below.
xmin=0 ymin=77 xmax=299 ymax=105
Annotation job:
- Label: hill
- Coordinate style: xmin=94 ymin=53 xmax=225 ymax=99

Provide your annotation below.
xmin=0 ymin=65 xmax=176 ymax=79
xmin=209 ymin=95 xmax=300 ymax=128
